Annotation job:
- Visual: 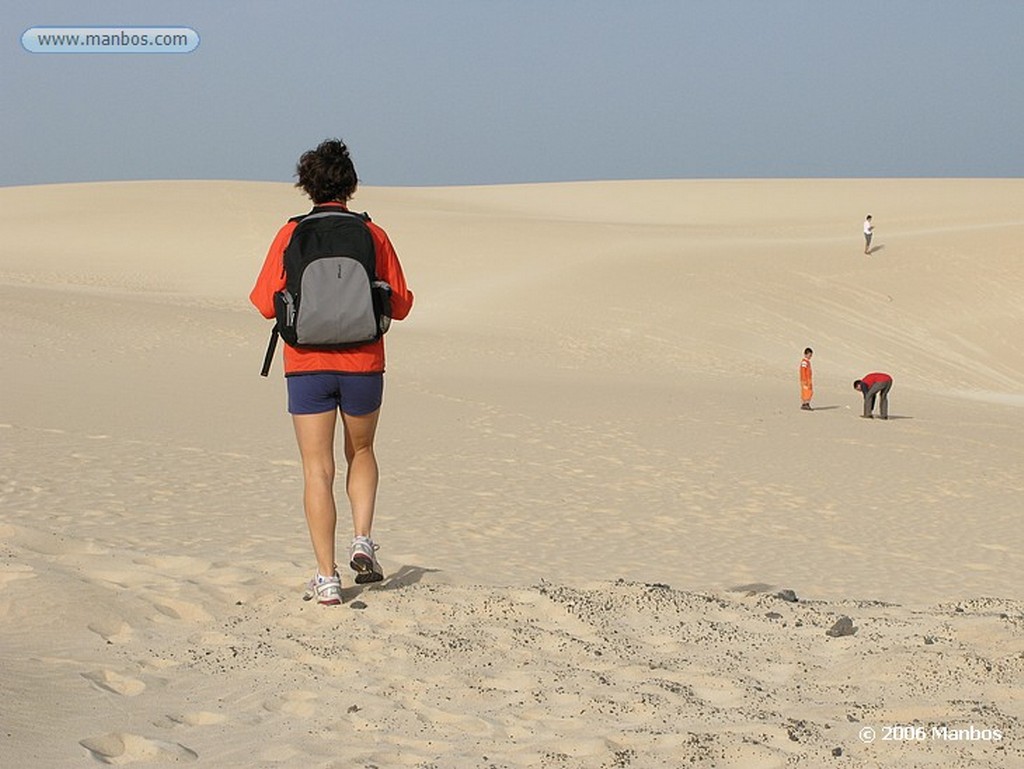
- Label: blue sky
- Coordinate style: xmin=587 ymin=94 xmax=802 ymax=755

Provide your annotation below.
xmin=5 ymin=1 xmax=1023 ymax=187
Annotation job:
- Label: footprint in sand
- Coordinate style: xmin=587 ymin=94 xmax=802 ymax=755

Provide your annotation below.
xmin=262 ymin=689 xmax=320 ymax=717
xmin=167 ymin=711 xmax=227 ymax=726
xmin=0 ymin=562 xmax=36 ymax=589
xmin=685 ymin=672 xmax=748 ymax=708
xmin=150 ymin=596 xmax=214 ymax=623
xmin=81 ymin=670 xmax=146 ymax=697
xmin=134 ymin=554 xmax=210 ymax=577
xmin=87 ymin=618 xmax=134 ymax=645
xmin=89 ymin=570 xmax=137 ymax=589
xmin=79 ymin=732 xmax=197 ymax=764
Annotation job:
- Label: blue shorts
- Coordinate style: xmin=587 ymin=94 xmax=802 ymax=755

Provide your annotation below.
xmin=286 ymin=373 xmax=384 ymax=416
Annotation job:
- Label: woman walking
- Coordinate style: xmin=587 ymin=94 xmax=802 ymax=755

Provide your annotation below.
xmin=250 ymin=139 xmax=414 ymax=604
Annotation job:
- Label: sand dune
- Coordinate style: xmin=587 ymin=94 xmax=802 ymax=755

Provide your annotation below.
xmin=1 ymin=179 xmax=1023 ymax=767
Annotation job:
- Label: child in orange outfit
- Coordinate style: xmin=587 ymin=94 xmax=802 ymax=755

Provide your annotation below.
xmin=800 ymin=347 xmax=814 ymax=411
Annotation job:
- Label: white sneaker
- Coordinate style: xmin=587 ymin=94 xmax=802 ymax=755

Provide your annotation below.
xmin=303 ymin=571 xmax=342 ymax=605
xmin=349 ymin=536 xmax=384 ymax=584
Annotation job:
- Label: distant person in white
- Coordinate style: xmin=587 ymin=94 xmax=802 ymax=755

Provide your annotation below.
xmin=863 ymin=215 xmax=874 ymax=254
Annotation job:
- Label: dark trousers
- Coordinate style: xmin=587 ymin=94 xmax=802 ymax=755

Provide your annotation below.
xmin=863 ymin=380 xmax=891 ymax=418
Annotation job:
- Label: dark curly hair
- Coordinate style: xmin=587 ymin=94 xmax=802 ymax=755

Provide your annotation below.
xmin=295 ymin=139 xmax=359 ymax=204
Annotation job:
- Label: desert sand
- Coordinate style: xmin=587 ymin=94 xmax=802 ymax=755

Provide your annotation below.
xmin=1 ymin=178 xmax=1023 ymax=767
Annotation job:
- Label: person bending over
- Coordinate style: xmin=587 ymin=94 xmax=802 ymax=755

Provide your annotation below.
xmin=853 ymin=372 xmax=892 ymax=419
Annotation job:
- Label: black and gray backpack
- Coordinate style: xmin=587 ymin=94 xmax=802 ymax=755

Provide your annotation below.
xmin=260 ymin=207 xmax=392 ymax=376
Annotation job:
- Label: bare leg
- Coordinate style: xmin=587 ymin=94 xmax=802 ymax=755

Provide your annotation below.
xmin=293 ymin=411 xmax=339 ymax=577
xmin=341 ymin=409 xmax=380 ymax=538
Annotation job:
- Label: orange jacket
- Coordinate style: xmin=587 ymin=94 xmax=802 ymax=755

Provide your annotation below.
xmin=250 ymin=203 xmax=413 ymax=375
xmin=800 ymin=356 xmax=813 ymax=393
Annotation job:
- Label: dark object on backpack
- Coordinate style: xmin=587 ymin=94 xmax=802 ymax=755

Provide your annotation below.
xmin=260 ymin=208 xmax=392 ymax=376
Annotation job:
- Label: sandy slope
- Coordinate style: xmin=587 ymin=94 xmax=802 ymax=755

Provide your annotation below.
xmin=1 ymin=179 xmax=1023 ymax=768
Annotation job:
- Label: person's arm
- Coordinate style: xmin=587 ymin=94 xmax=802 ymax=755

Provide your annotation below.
xmin=249 ymin=223 xmax=295 ymax=319
xmin=370 ymin=223 xmax=414 ymax=320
